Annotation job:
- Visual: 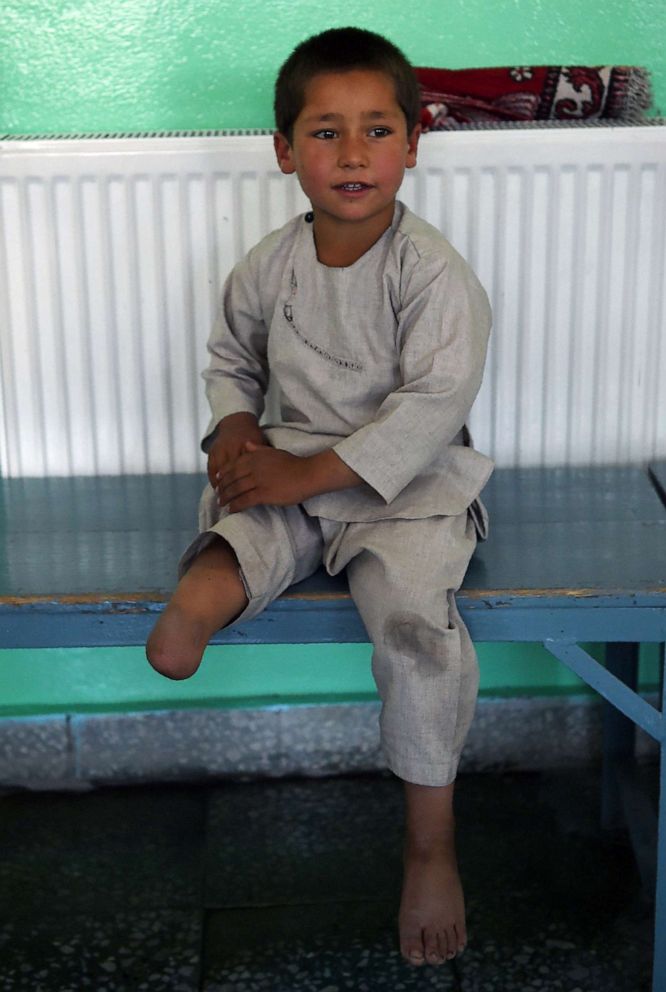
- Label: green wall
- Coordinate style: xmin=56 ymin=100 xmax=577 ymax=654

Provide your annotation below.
xmin=1 ymin=0 xmax=664 ymax=135
xmin=1 ymin=1 xmax=663 ymax=714
xmin=0 ymin=644 xmax=661 ymax=717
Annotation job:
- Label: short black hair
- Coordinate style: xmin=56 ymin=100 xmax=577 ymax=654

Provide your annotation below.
xmin=274 ymin=27 xmax=421 ymax=143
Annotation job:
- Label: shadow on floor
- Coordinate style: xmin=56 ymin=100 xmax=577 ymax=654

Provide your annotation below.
xmin=0 ymin=766 xmax=656 ymax=991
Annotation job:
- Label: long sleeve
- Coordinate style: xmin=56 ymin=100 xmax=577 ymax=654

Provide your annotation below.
xmin=331 ymin=247 xmax=491 ymax=505
xmin=201 ymin=251 xmax=270 ymax=450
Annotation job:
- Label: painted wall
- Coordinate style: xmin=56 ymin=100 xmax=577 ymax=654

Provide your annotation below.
xmin=0 ymin=644 xmax=660 ymax=717
xmin=1 ymin=0 xmax=664 ymax=135
xmin=1 ymin=0 xmax=662 ymax=714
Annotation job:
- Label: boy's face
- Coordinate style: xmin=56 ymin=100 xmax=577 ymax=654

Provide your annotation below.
xmin=274 ymin=69 xmax=420 ymax=241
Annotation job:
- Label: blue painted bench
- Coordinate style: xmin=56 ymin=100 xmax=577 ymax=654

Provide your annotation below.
xmin=1 ymin=463 xmax=665 ymax=989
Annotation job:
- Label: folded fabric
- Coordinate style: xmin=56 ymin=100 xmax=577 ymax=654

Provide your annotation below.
xmin=415 ymin=66 xmax=652 ymax=130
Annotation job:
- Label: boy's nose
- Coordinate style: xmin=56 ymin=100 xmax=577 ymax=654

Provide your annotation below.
xmin=338 ymin=136 xmax=367 ymax=168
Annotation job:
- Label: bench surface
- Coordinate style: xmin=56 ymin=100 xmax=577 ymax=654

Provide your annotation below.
xmin=0 ymin=464 xmax=665 ymax=648
xmin=3 ymin=462 xmax=664 ymax=991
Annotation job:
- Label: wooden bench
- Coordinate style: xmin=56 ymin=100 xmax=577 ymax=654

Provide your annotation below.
xmin=1 ymin=463 xmax=665 ymax=990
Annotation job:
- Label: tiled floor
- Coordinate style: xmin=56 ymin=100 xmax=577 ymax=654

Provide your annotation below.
xmin=0 ymin=766 xmax=656 ymax=991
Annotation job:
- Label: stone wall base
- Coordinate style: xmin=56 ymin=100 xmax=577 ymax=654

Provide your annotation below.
xmin=0 ymin=695 xmax=657 ymax=791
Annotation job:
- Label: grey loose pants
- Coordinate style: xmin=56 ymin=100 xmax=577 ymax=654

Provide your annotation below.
xmin=180 ymin=487 xmax=480 ymax=787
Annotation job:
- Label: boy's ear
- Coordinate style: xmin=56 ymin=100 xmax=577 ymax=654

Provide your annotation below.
xmin=406 ymin=124 xmax=421 ymax=169
xmin=274 ymin=132 xmax=296 ymax=175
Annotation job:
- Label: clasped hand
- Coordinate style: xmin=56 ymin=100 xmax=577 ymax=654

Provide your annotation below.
xmin=207 ymin=412 xmax=358 ymax=513
xmin=216 ymin=442 xmax=314 ymax=513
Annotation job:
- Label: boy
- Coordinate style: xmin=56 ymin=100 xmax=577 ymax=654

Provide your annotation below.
xmin=147 ymin=26 xmax=492 ymax=968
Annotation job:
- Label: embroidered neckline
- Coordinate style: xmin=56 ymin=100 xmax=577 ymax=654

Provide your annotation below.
xmin=282 ymin=268 xmax=364 ymax=372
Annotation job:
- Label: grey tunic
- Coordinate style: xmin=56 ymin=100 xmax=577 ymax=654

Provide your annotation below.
xmin=187 ymin=202 xmax=493 ymax=784
xmin=202 ymin=201 xmax=493 ymax=522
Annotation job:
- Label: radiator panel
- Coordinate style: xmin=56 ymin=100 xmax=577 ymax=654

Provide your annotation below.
xmin=1 ymin=129 xmax=665 ymax=477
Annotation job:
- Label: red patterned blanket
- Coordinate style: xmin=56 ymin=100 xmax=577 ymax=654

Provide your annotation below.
xmin=415 ymin=66 xmax=652 ymax=130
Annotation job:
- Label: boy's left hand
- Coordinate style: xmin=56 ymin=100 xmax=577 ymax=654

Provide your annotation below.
xmin=216 ymin=442 xmax=319 ymax=512
xmin=217 ymin=441 xmax=362 ymax=511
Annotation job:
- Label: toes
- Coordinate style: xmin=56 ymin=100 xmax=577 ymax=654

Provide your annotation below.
xmin=405 ymin=947 xmax=426 ymax=966
xmin=401 ymin=930 xmax=428 ymax=966
xmin=436 ymin=927 xmax=455 ymax=962
xmin=400 ymin=920 xmax=467 ymax=967
xmin=401 ymin=926 xmax=465 ymax=967
xmin=407 ymin=950 xmax=426 ymax=966
xmin=424 ymin=929 xmax=445 ymax=966
xmin=442 ymin=923 xmax=467 ymax=960
xmin=401 ymin=927 xmax=426 ymax=966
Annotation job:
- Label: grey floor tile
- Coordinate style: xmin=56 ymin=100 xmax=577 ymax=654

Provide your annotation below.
xmin=0 ymin=785 xmax=206 ymax=918
xmin=202 ymin=901 xmax=455 ymax=991
xmin=202 ymin=770 xmax=654 ymax=992
xmin=0 ymin=765 xmax=656 ymax=991
xmin=204 ymin=773 xmax=404 ymax=907
xmin=0 ymin=908 xmax=202 ymax=991
xmin=201 ymin=898 xmax=649 ymax=991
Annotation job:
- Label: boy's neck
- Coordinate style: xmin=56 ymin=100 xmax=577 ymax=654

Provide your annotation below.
xmin=312 ymin=201 xmax=397 ymax=267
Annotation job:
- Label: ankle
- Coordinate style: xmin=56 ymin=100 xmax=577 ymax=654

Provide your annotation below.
xmin=404 ymin=828 xmax=456 ymax=862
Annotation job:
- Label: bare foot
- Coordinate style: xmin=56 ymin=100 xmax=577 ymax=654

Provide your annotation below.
xmin=399 ymin=780 xmax=466 ymax=967
xmin=399 ymin=840 xmax=467 ymax=966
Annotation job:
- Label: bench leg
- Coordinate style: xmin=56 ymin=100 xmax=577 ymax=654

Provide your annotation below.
xmin=652 ymin=645 xmax=666 ymax=992
xmin=601 ymin=643 xmax=639 ymax=830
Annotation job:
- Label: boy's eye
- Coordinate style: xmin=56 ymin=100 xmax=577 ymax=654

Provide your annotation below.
xmin=313 ymin=129 xmax=337 ymax=139
xmin=369 ymin=126 xmax=392 ymax=138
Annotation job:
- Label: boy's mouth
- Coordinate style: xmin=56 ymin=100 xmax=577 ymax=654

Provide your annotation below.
xmin=334 ymin=182 xmax=373 ymax=192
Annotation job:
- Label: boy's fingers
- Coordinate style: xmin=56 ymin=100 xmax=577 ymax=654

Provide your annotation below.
xmin=209 ymin=457 xmax=227 ymax=485
xmin=218 ymin=448 xmax=271 ymax=489
xmin=217 ymin=456 xmax=252 ymax=487
xmin=218 ymin=476 xmax=256 ymax=503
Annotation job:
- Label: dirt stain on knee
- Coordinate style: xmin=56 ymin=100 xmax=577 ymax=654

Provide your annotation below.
xmin=383 ymin=611 xmax=452 ymax=680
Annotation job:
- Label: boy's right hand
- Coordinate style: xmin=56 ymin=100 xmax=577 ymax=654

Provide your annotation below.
xmin=207 ymin=412 xmax=266 ymax=489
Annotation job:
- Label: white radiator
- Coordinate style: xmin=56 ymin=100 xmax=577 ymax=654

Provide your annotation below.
xmin=1 ymin=128 xmax=665 ymax=477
